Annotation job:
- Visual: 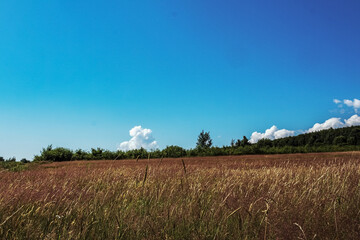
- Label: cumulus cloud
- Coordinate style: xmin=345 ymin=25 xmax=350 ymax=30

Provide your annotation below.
xmin=307 ymin=117 xmax=344 ymax=132
xmin=344 ymin=114 xmax=360 ymax=127
xmin=249 ymin=114 xmax=360 ymax=143
xmin=344 ymin=99 xmax=360 ymax=112
xmin=274 ymin=129 xmax=296 ymax=139
xmin=307 ymin=115 xmax=360 ymax=132
xmin=119 ymin=126 xmax=158 ymax=151
xmin=249 ymin=125 xmax=295 ymax=143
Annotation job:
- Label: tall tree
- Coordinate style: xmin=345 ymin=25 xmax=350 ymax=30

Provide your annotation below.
xmin=196 ymin=130 xmax=213 ymax=148
xmin=241 ymin=136 xmax=250 ymax=147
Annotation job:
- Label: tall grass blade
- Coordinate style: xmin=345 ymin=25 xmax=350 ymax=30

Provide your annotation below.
xmin=142 ymin=165 xmax=148 ymax=186
xmin=181 ymin=159 xmax=187 ymax=174
xmin=157 ymin=156 xmax=163 ymax=167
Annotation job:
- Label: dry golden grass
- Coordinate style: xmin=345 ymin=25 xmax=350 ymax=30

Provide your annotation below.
xmin=1 ymin=152 xmax=360 ymax=239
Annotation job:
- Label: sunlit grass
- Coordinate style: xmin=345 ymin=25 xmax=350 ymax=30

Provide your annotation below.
xmin=0 ymin=152 xmax=360 ymax=239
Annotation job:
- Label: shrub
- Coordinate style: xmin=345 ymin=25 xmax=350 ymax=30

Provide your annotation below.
xmin=101 ymin=150 xmax=118 ymax=160
xmin=162 ymin=145 xmax=186 ymax=158
xmin=34 ymin=145 xmax=73 ymax=162
xmin=20 ymin=158 xmax=30 ymax=163
xmin=91 ymin=148 xmax=104 ymax=159
xmin=5 ymin=157 xmax=16 ymax=162
xmin=72 ymin=149 xmax=91 ymax=160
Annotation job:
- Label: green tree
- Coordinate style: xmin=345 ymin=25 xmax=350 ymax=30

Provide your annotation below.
xmin=163 ymin=145 xmax=186 ymax=158
xmin=333 ymin=135 xmax=346 ymax=146
xmin=257 ymin=139 xmax=273 ymax=148
xmin=240 ymin=136 xmax=250 ymax=147
xmin=91 ymin=148 xmax=104 ymax=159
xmin=196 ymin=130 xmax=212 ymax=149
xmin=72 ymin=149 xmax=90 ymax=160
xmin=20 ymin=158 xmax=30 ymax=163
xmin=349 ymin=128 xmax=360 ymax=145
xmin=230 ymin=139 xmax=235 ymax=147
xmin=6 ymin=157 xmax=16 ymax=162
xmin=34 ymin=145 xmax=73 ymax=162
xmin=347 ymin=136 xmax=356 ymax=145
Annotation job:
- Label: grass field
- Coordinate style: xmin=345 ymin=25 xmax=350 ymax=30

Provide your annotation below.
xmin=1 ymin=152 xmax=360 ymax=239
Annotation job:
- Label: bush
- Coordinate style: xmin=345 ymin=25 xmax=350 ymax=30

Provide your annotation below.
xmin=20 ymin=158 xmax=30 ymax=163
xmin=91 ymin=148 xmax=104 ymax=159
xmin=209 ymin=147 xmax=227 ymax=156
xmin=0 ymin=161 xmax=28 ymax=171
xmin=34 ymin=145 xmax=73 ymax=162
xmin=6 ymin=157 xmax=16 ymax=162
xmin=72 ymin=149 xmax=91 ymax=160
xmin=162 ymin=145 xmax=186 ymax=158
xmin=101 ymin=150 xmax=118 ymax=160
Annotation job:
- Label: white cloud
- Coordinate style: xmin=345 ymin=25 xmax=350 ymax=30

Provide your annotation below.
xmin=307 ymin=117 xmax=344 ymax=132
xmin=119 ymin=126 xmax=158 ymax=151
xmin=333 ymin=99 xmax=341 ymax=104
xmin=343 ymin=99 xmax=360 ymax=112
xmin=249 ymin=125 xmax=295 ymax=143
xmin=344 ymin=114 xmax=360 ymax=127
xmin=249 ymin=114 xmax=360 ymax=143
xmin=274 ymin=129 xmax=296 ymax=139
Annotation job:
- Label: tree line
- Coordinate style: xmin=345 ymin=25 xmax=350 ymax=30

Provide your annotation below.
xmin=2 ymin=126 xmax=360 ymax=163
xmin=28 ymin=126 xmax=360 ymax=162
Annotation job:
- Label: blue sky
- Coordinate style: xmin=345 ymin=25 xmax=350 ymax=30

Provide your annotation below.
xmin=1 ymin=0 xmax=360 ymax=159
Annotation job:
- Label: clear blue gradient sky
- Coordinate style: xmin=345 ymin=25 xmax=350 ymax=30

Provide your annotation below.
xmin=1 ymin=0 xmax=360 ymax=159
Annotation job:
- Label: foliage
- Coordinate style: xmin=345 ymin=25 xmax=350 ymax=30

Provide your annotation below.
xmin=0 ymin=161 xmax=29 ymax=172
xmin=20 ymin=158 xmax=30 ymax=163
xmin=257 ymin=138 xmax=273 ymax=148
xmin=196 ymin=130 xmax=212 ymax=149
xmin=333 ymin=135 xmax=347 ymax=145
xmin=29 ymin=126 xmax=360 ymax=162
xmin=72 ymin=149 xmax=91 ymax=160
xmin=162 ymin=145 xmax=186 ymax=158
xmin=5 ymin=157 xmax=16 ymax=162
xmin=233 ymin=136 xmax=250 ymax=147
xmin=272 ymin=126 xmax=360 ymax=147
xmin=34 ymin=145 xmax=73 ymax=162
xmin=240 ymin=136 xmax=250 ymax=146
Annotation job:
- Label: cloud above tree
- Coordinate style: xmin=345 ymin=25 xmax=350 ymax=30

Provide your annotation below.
xmin=249 ymin=126 xmax=295 ymax=143
xmin=250 ymin=114 xmax=360 ymax=143
xmin=119 ymin=126 xmax=158 ymax=151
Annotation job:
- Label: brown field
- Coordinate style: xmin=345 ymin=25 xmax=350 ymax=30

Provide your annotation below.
xmin=1 ymin=152 xmax=360 ymax=239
